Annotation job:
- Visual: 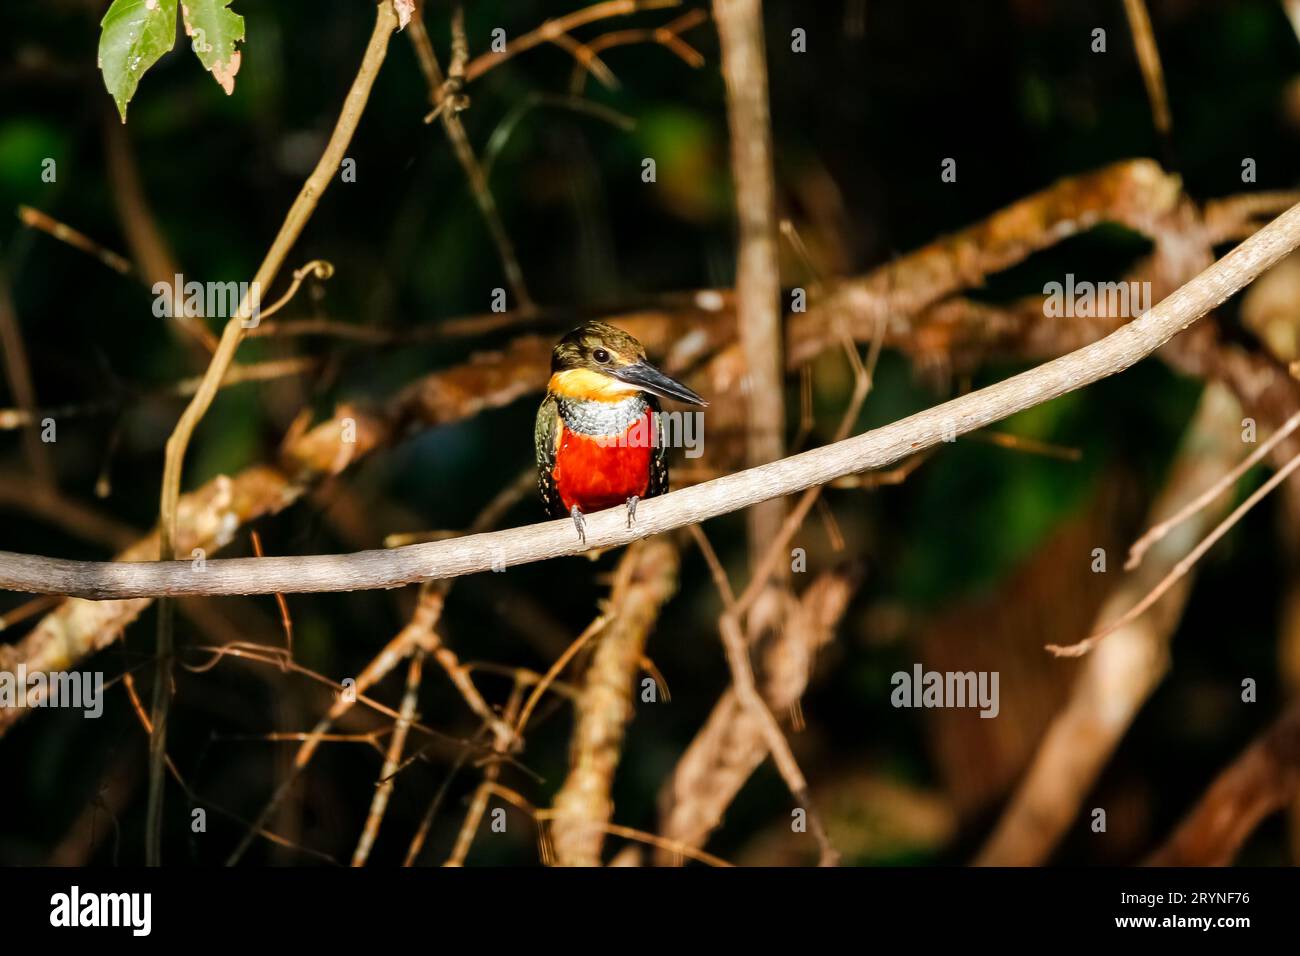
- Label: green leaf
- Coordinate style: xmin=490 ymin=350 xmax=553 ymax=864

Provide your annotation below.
xmin=180 ymin=0 xmax=245 ymax=96
xmin=99 ymin=0 xmax=179 ymax=122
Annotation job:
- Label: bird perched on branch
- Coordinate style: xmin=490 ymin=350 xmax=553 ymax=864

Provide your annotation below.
xmin=535 ymin=321 xmax=707 ymax=543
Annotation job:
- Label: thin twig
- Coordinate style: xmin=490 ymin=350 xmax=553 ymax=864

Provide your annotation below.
xmin=1126 ymin=408 xmax=1300 ymax=570
xmin=515 ymin=614 xmax=609 ymax=738
xmin=351 ymin=648 xmax=425 ymax=865
xmin=409 ymin=9 xmax=533 ymax=309
xmin=717 ymin=609 xmax=837 ymax=864
xmin=225 ymin=468 xmax=526 ymax=864
xmin=146 ymin=0 xmax=401 ymax=866
xmin=445 ymin=682 xmax=525 ymax=866
xmin=17 ymin=205 xmax=133 ymax=275
xmin=568 ymin=9 xmax=708 ymax=93
xmin=249 ymin=531 xmax=294 ymax=657
xmin=481 ymin=93 xmax=635 ymax=180
xmin=0 ymin=594 xmax=60 ymax=632
xmin=968 ymin=430 xmax=1083 ymax=462
xmin=1050 ymin=442 xmax=1300 ymax=658
xmin=461 ymin=0 xmax=681 ymax=82
xmin=657 ymin=569 xmax=857 ymax=860
xmin=731 ymin=330 xmax=874 ymax=622
xmin=121 ymin=671 xmax=338 ymax=864
xmin=1122 ymin=0 xmax=1172 ymax=137
xmin=254 ymin=260 xmax=335 ymax=323
xmin=482 ymin=782 xmax=733 ymax=867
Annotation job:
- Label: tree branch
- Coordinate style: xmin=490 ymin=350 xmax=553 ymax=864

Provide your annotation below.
xmin=4 ymin=194 xmax=1300 ymax=599
xmin=550 ymin=537 xmax=679 ymax=865
xmin=714 ymin=0 xmax=787 ymax=557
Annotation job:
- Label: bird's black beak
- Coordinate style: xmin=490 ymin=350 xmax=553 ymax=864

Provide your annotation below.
xmin=613 ymin=360 xmax=708 ymax=406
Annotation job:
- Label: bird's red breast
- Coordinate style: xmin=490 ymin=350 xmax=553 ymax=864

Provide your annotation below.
xmin=551 ymin=409 xmax=654 ymax=514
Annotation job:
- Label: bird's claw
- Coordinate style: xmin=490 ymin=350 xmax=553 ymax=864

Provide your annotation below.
xmin=625 ymin=495 xmax=639 ymax=529
xmin=570 ymin=505 xmax=588 ymax=545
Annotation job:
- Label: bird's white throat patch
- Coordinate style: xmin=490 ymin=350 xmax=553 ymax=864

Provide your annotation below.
xmin=556 ymin=393 xmax=650 ymax=437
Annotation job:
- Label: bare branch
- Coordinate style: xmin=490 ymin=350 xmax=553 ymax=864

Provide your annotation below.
xmin=351 ymin=649 xmax=424 ymax=866
xmin=5 ymin=193 xmax=1300 ymax=600
xmin=714 ymin=0 xmax=786 ymax=559
xmin=461 ymin=0 xmax=681 ymax=83
xmin=550 ymin=538 xmax=679 ymax=865
xmin=658 ymin=569 xmax=857 ymax=861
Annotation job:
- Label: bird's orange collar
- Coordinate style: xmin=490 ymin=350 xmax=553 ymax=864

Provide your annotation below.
xmin=548 ymin=368 xmax=640 ymax=402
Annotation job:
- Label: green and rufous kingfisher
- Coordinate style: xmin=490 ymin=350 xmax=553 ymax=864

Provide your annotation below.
xmin=535 ymin=321 xmax=707 ymax=543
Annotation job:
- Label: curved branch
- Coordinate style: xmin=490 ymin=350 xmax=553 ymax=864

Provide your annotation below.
xmin=4 ymin=197 xmax=1300 ymax=600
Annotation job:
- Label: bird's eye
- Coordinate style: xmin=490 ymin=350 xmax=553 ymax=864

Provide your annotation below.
xmin=592 ymin=348 xmax=611 ymax=364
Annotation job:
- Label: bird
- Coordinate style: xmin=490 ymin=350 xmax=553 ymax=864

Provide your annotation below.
xmin=535 ymin=321 xmax=707 ymax=544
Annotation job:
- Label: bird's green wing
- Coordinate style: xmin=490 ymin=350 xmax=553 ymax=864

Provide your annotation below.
xmin=534 ymin=394 xmax=568 ymax=518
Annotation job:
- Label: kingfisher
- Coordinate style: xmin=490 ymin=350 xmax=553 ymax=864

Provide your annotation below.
xmin=535 ymin=321 xmax=707 ymax=543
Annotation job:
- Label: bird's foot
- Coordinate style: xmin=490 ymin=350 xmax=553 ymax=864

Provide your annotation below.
xmin=570 ymin=505 xmax=588 ymax=545
xmin=625 ymin=495 xmax=639 ymax=529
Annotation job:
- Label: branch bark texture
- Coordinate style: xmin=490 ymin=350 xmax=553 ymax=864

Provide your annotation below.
xmin=5 ymin=193 xmax=1300 ymax=599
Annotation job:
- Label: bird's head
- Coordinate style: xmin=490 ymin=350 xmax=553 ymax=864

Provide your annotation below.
xmin=548 ymin=321 xmax=707 ymax=405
